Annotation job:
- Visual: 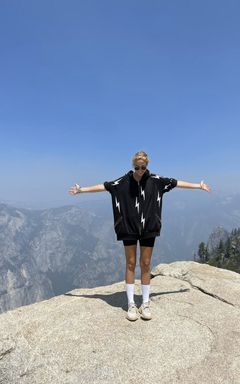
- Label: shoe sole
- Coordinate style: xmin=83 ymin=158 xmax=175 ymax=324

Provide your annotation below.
xmin=126 ymin=316 xmax=139 ymax=321
xmin=126 ymin=313 xmax=139 ymax=321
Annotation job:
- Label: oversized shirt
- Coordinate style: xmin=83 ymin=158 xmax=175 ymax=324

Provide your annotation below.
xmin=104 ymin=169 xmax=177 ymax=241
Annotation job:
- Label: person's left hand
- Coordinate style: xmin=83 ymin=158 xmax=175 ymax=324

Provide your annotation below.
xmin=200 ymin=180 xmax=211 ymax=192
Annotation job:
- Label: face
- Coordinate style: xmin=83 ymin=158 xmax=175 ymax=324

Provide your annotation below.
xmin=133 ymin=159 xmax=148 ymax=177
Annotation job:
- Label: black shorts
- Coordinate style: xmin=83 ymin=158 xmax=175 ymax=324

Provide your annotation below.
xmin=123 ymin=237 xmax=156 ymax=247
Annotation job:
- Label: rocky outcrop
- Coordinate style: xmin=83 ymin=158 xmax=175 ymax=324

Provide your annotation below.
xmin=206 ymin=226 xmax=229 ymax=253
xmin=0 ymin=261 xmax=240 ymax=384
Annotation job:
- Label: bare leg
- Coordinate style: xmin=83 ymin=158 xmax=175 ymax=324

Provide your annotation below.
xmin=124 ymin=244 xmax=137 ymax=283
xmin=140 ymin=246 xmax=154 ymax=284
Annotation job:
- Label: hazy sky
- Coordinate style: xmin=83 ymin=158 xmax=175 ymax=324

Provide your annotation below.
xmin=0 ymin=0 xmax=240 ymax=208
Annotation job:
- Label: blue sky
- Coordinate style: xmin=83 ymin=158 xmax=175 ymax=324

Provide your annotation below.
xmin=0 ymin=0 xmax=240 ymax=207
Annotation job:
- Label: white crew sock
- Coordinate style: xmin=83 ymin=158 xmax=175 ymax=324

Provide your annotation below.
xmin=141 ymin=284 xmax=150 ymax=303
xmin=125 ymin=283 xmax=135 ymax=305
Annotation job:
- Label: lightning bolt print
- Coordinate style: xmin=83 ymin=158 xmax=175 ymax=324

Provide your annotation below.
xmin=151 ymin=175 xmax=161 ymax=179
xmin=112 ymin=178 xmax=123 ymax=186
xmin=141 ymin=213 xmax=145 ymax=229
xmin=135 ymin=197 xmax=140 ymax=213
xmin=157 ymin=191 xmax=161 ymax=206
xmin=140 ymin=186 xmax=145 ymax=200
xmin=115 ymin=197 xmax=121 ymax=213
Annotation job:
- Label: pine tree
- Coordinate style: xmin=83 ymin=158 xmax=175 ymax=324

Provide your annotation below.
xmin=198 ymin=242 xmax=207 ymax=263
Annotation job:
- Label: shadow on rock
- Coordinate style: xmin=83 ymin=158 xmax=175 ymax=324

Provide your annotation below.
xmin=64 ymin=288 xmax=189 ymax=311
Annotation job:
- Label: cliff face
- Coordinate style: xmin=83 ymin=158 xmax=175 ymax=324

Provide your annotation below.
xmin=0 ymin=203 xmax=124 ymax=313
xmin=0 ymin=261 xmax=240 ymax=384
xmin=0 ymin=204 xmax=53 ymax=312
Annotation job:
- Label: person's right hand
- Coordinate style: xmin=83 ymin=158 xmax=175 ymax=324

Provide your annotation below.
xmin=68 ymin=184 xmax=81 ymax=195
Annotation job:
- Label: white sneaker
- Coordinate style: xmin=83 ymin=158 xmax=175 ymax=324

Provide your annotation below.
xmin=126 ymin=302 xmax=139 ymax=321
xmin=139 ymin=301 xmax=152 ymax=320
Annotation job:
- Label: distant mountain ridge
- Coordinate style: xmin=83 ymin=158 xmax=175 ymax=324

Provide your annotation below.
xmin=1 ymin=192 xmax=240 ymax=313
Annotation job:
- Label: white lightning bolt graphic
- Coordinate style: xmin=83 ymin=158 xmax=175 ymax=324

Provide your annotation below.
xmin=140 ymin=187 xmax=145 ymax=200
xmin=135 ymin=197 xmax=139 ymax=213
xmin=157 ymin=191 xmax=161 ymax=206
xmin=112 ymin=178 xmax=123 ymax=186
xmin=141 ymin=213 xmax=145 ymax=228
xmin=115 ymin=197 xmax=121 ymax=213
xmin=151 ymin=175 xmax=161 ymax=179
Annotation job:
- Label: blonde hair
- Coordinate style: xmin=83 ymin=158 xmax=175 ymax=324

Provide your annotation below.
xmin=132 ymin=151 xmax=149 ymax=165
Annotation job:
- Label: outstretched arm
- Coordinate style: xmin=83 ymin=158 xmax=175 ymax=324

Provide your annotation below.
xmin=176 ymin=180 xmax=211 ymax=192
xmin=68 ymin=183 xmax=106 ymax=195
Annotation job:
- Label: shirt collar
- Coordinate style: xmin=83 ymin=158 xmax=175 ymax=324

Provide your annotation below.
xmin=128 ymin=169 xmax=150 ymax=183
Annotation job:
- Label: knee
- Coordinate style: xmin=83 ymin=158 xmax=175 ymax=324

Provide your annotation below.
xmin=140 ymin=259 xmax=151 ymax=271
xmin=126 ymin=260 xmax=136 ymax=272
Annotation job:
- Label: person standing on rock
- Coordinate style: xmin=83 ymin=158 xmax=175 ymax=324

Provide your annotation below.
xmin=68 ymin=150 xmax=211 ymax=321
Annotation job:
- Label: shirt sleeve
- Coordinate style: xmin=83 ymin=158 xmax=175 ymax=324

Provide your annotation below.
xmin=159 ymin=177 xmax=178 ymax=193
xmin=103 ymin=175 xmax=124 ymax=193
xmin=103 ymin=181 xmax=112 ymax=192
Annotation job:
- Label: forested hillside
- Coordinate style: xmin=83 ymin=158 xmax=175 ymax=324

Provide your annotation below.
xmin=196 ymin=227 xmax=240 ymax=273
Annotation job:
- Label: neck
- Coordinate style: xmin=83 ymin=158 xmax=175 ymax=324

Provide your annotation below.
xmin=133 ymin=172 xmax=142 ymax=182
